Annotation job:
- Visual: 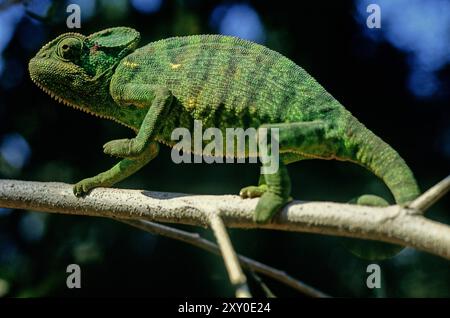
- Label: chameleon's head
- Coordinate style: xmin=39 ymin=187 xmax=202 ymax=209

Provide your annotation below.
xmin=29 ymin=27 xmax=140 ymax=112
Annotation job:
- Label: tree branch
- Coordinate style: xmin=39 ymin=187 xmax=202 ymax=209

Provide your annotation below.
xmin=408 ymin=175 xmax=450 ymax=212
xmin=0 ymin=178 xmax=449 ymax=260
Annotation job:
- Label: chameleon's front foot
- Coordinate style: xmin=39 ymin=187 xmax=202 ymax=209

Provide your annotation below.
xmin=103 ymin=138 xmax=144 ymax=158
xmin=74 ymin=143 xmax=159 ymax=198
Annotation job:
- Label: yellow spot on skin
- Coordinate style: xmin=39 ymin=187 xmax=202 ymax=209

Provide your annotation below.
xmin=124 ymin=61 xmax=139 ymax=68
xmin=170 ymin=63 xmax=182 ymax=69
xmin=186 ymin=97 xmax=196 ymax=110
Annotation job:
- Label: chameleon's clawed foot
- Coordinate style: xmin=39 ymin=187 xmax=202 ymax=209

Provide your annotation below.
xmin=253 ymin=192 xmax=290 ymax=224
xmin=239 ymin=184 xmax=268 ymax=198
xmin=103 ymin=138 xmax=141 ymax=158
xmin=73 ymin=178 xmax=99 ymax=197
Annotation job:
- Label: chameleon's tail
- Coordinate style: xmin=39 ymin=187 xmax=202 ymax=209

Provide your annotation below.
xmin=344 ymin=116 xmax=420 ymax=205
xmin=341 ymin=116 xmax=420 ymax=260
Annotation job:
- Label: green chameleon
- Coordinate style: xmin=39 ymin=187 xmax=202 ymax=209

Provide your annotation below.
xmin=29 ymin=27 xmax=420 ymax=259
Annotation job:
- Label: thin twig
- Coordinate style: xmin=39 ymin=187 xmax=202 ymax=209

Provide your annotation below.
xmin=249 ymin=271 xmax=276 ymax=298
xmin=408 ymin=175 xmax=450 ymax=213
xmin=120 ymin=219 xmax=329 ymax=297
xmin=208 ymin=212 xmax=251 ymax=298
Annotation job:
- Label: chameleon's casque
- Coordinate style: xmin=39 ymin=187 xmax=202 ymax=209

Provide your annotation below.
xmin=29 ymin=27 xmax=420 ymax=259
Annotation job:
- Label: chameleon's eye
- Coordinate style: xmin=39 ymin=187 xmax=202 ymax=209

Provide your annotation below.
xmin=57 ymin=37 xmax=83 ymax=61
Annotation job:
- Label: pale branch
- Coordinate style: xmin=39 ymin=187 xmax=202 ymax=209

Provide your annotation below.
xmin=208 ymin=213 xmax=251 ymax=297
xmin=408 ymin=175 xmax=450 ymax=213
xmin=0 ymin=179 xmax=449 ymax=260
xmin=120 ymin=219 xmax=329 ymax=298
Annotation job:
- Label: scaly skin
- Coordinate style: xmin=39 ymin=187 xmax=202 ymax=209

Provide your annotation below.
xmin=29 ymin=27 xmax=420 ymax=259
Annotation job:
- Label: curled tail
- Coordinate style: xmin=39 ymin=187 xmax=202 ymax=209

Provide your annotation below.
xmin=341 ymin=115 xmax=420 ymax=260
xmin=344 ymin=116 xmax=420 ymax=205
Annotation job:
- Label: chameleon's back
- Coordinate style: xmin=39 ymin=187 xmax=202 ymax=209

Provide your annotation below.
xmin=111 ymin=34 xmax=343 ymax=130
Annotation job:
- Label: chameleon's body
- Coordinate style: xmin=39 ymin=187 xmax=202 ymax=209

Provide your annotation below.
xmin=29 ymin=28 xmax=420 ymax=259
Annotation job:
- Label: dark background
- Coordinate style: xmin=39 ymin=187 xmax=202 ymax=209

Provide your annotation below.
xmin=0 ymin=0 xmax=449 ymax=297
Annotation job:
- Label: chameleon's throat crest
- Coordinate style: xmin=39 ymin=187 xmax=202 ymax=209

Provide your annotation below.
xmin=30 ymin=75 xmax=137 ymax=133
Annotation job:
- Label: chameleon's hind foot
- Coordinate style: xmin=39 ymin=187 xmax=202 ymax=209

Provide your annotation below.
xmin=239 ymin=184 xmax=268 ymax=198
xmin=73 ymin=177 xmax=99 ymax=197
xmin=253 ymin=192 xmax=290 ymax=224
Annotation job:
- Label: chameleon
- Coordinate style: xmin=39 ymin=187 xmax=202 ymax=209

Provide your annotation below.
xmin=29 ymin=27 xmax=420 ymax=259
